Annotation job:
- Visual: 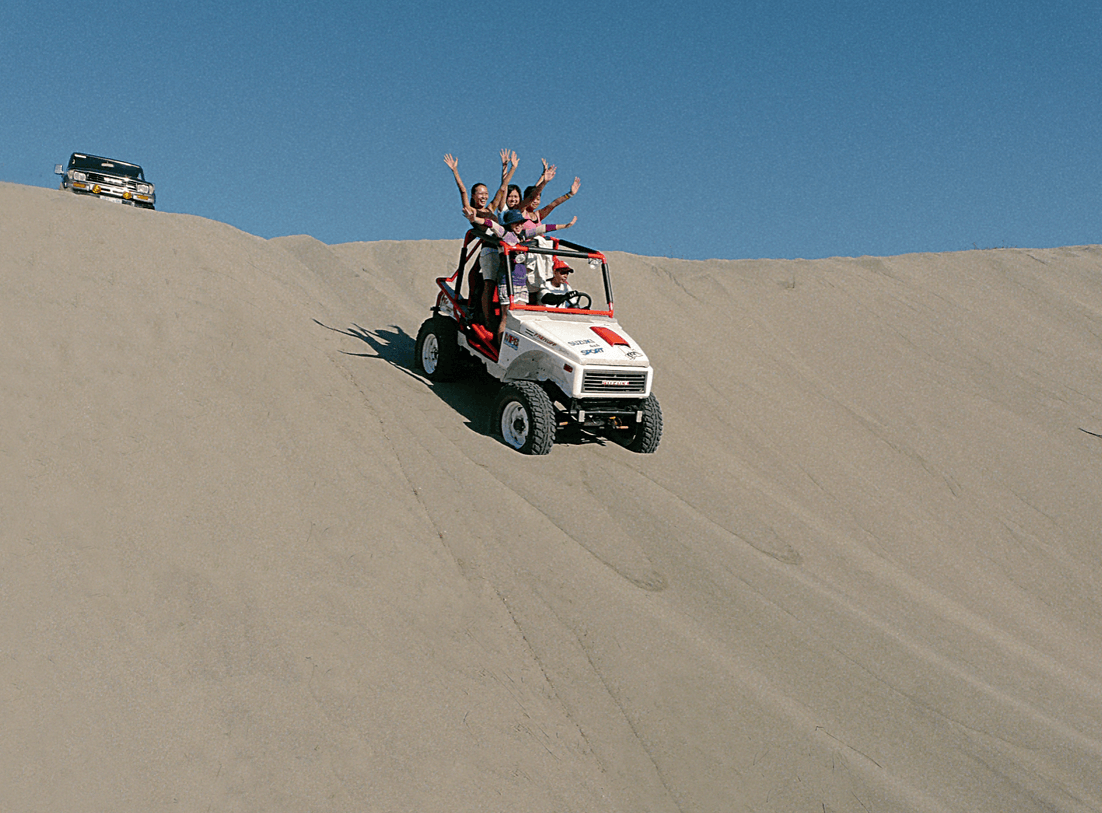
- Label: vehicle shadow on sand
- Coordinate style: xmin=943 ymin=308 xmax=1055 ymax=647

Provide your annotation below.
xmin=438 ymin=376 xmax=615 ymax=449
xmin=317 ymin=320 xmax=417 ymax=371
xmin=316 ymin=319 xmax=613 ymax=449
xmin=553 ymin=423 xmax=613 ymax=449
xmin=317 ymin=320 xmax=446 ymax=401
xmin=316 ymin=318 xmax=497 ymax=439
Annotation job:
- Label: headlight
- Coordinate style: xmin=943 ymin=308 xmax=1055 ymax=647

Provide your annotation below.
xmin=72 ymin=171 xmax=86 ymax=182
xmin=136 ymin=184 xmax=151 ymax=195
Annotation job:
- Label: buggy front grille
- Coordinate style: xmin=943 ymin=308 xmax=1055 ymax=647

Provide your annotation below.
xmin=581 ymin=370 xmax=648 ymax=394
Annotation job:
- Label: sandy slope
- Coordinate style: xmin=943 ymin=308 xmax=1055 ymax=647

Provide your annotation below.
xmin=2 ymin=180 xmax=1101 ymax=812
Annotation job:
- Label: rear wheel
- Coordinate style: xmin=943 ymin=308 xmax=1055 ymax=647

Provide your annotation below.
xmin=622 ymin=394 xmax=663 ymax=453
xmin=415 ymin=316 xmax=462 ymax=381
xmin=493 ymin=381 xmax=555 ymax=455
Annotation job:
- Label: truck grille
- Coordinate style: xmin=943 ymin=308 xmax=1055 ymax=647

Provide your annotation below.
xmin=581 ymin=370 xmax=648 ymax=394
xmin=86 ymin=172 xmax=137 ymax=190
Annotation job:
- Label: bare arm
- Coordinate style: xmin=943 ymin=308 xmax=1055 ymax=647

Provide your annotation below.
xmin=444 ymin=153 xmax=468 ymax=208
xmin=490 ymin=149 xmax=519 ymax=211
xmin=462 ymin=203 xmax=484 ymax=226
xmin=518 ymin=160 xmax=557 ymax=211
xmin=537 ymin=176 xmax=580 ymax=221
xmin=463 ymin=204 xmax=505 ymax=237
xmin=523 ymin=215 xmax=577 ymax=240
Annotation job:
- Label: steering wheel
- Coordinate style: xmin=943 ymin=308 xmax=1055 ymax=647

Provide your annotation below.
xmin=563 ymin=290 xmax=592 ymax=310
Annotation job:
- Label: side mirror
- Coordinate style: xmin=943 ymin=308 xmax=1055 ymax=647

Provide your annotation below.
xmin=54 ymin=164 xmax=64 ymax=175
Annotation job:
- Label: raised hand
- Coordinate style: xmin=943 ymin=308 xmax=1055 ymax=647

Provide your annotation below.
xmin=499 ymin=148 xmax=509 ymax=167
xmin=444 ymin=153 xmax=459 ymax=171
xmin=570 ymin=177 xmax=580 ymax=195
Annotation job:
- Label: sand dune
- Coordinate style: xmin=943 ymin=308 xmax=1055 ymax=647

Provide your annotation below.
xmin=2 ymin=180 xmax=1101 ymax=812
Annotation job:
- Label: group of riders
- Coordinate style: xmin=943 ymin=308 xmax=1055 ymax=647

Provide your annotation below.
xmin=444 ymin=150 xmax=581 ymax=345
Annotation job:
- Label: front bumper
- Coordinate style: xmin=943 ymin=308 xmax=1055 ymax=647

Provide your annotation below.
xmin=67 ymin=180 xmax=154 ymax=207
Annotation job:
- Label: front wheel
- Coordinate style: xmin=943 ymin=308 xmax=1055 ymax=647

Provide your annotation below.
xmin=415 ymin=316 xmax=462 ymax=381
xmin=621 ymin=394 xmax=663 ymax=453
xmin=492 ymin=381 xmax=555 ymax=455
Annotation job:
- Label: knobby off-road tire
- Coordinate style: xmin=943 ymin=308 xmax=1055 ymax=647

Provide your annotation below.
xmin=624 ymin=393 xmax=663 ymax=453
xmin=415 ymin=316 xmax=462 ymax=381
xmin=493 ymin=381 xmax=555 ymax=455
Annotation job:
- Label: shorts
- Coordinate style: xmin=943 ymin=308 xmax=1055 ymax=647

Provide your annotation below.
xmin=480 ymin=247 xmax=501 ymax=281
xmin=498 ymin=276 xmax=529 ymax=305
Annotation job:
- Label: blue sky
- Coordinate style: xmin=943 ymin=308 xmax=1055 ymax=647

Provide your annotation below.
xmin=3 ymin=0 xmax=1099 ymax=260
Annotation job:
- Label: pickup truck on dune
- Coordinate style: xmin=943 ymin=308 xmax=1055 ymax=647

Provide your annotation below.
xmin=55 ymin=152 xmax=156 ymax=209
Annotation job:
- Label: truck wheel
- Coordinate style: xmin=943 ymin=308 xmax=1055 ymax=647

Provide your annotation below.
xmin=623 ymin=394 xmax=663 ymax=453
xmin=493 ymin=381 xmax=555 ymax=455
xmin=415 ymin=316 xmax=462 ymax=381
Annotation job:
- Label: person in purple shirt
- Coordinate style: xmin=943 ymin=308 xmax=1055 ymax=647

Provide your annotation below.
xmin=462 ymin=205 xmax=577 ymax=346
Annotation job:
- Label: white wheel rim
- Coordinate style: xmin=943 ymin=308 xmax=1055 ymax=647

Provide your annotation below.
xmin=500 ymin=401 xmax=530 ymax=449
xmin=421 ymin=334 xmax=439 ymax=374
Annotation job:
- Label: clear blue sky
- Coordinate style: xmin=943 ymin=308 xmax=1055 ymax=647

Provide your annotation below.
xmin=3 ymin=0 xmax=1099 ymax=260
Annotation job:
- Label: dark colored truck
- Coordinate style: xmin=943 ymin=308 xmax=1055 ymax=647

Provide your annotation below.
xmin=55 ymin=152 xmax=155 ymax=209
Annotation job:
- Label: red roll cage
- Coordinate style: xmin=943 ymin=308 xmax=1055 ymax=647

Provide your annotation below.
xmin=435 ymin=229 xmax=616 ymax=323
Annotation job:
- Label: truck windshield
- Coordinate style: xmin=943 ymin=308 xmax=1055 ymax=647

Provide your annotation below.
xmin=68 ymin=154 xmax=144 ymax=180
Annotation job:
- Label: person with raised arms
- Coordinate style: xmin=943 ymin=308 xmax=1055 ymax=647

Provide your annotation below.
xmin=445 ymin=150 xmax=520 ymax=321
xmin=443 ymin=149 xmax=517 ymax=220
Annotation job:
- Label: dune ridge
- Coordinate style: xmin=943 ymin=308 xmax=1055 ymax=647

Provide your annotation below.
xmin=2 ymin=180 xmax=1101 ymax=812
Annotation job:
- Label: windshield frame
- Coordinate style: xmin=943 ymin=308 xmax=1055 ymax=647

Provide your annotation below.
xmin=67 ymin=153 xmax=145 ymax=181
xmin=495 ymin=238 xmax=615 ymax=317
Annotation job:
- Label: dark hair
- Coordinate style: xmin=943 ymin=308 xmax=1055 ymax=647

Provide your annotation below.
xmin=507 ymin=184 xmax=522 ymax=202
xmin=522 ymin=185 xmax=539 ymax=201
xmin=469 ymin=183 xmax=489 ymax=207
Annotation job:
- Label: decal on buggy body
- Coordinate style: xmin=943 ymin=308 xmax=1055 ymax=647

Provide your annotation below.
xmin=581 ymin=347 xmax=604 ymax=355
xmin=503 ymin=332 xmax=520 ymax=350
xmin=522 ymin=328 xmax=559 ymax=349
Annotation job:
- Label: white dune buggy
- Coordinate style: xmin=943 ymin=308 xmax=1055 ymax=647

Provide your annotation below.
xmin=415 ymin=230 xmax=662 ymax=455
